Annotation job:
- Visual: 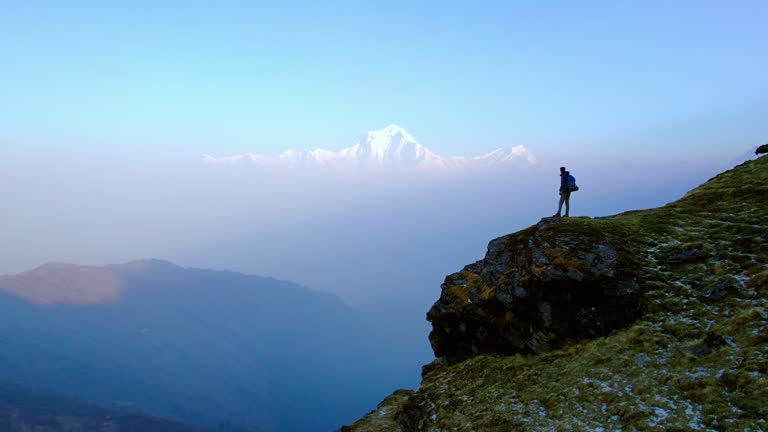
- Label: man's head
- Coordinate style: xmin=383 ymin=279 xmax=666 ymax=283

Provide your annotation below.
xmin=560 ymin=166 xmax=566 ymax=174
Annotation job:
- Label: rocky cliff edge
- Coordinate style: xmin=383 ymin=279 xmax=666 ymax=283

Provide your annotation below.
xmin=343 ymin=155 xmax=768 ymax=431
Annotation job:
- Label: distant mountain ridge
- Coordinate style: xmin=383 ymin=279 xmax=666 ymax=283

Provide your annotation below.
xmin=0 ymin=382 xmax=205 ymax=432
xmin=202 ymin=125 xmax=536 ymax=169
xmin=0 ymin=259 xmax=272 ymax=306
xmin=0 ymin=259 xmax=418 ymax=432
xmin=0 ymin=260 xmax=149 ymax=305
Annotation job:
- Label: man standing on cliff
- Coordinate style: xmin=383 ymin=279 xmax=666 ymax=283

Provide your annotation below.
xmin=555 ymin=166 xmax=570 ymax=217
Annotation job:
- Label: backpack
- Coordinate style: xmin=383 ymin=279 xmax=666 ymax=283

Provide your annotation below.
xmin=567 ymin=174 xmax=579 ymax=192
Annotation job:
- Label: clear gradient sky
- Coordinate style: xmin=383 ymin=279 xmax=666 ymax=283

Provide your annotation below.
xmin=3 ymin=1 xmax=766 ymax=162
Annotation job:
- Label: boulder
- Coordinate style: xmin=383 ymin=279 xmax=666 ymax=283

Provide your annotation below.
xmin=700 ymin=276 xmax=740 ymax=301
xmin=683 ymin=332 xmax=728 ymax=357
xmin=756 ymin=144 xmax=768 ymax=155
xmin=658 ymin=245 xmax=706 ymax=264
xmin=427 ymin=218 xmax=643 ymax=364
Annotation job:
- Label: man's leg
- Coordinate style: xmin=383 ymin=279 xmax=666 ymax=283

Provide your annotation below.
xmin=556 ymin=194 xmax=565 ymax=216
xmin=564 ymin=192 xmax=570 ymax=217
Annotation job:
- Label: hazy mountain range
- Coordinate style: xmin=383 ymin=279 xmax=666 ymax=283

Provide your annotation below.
xmin=202 ymin=125 xmax=536 ymax=169
xmin=0 ymin=382 xmax=207 ymax=432
xmin=0 ymin=260 xmax=422 ymax=432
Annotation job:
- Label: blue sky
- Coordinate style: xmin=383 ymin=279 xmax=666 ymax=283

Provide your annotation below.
xmin=3 ymin=1 xmax=766 ymax=160
xmin=1 ymin=0 xmax=766 ymax=298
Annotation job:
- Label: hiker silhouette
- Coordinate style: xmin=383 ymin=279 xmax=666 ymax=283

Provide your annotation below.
xmin=554 ymin=166 xmax=577 ymax=217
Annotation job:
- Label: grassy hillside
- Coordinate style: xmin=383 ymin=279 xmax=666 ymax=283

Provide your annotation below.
xmin=345 ymin=155 xmax=768 ymax=431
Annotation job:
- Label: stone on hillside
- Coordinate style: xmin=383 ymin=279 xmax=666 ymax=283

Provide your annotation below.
xmin=427 ymin=218 xmax=643 ymax=364
xmin=756 ymin=144 xmax=768 ymax=155
xmin=683 ymin=332 xmax=728 ymax=358
xmin=701 ymin=276 xmax=740 ymax=301
xmin=658 ymin=245 xmax=706 ymax=264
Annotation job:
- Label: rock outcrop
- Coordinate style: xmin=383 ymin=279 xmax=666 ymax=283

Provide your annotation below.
xmin=427 ymin=217 xmax=643 ymax=364
xmin=756 ymin=143 xmax=768 ymax=154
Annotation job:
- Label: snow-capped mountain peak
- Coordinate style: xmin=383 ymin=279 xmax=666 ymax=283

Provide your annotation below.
xmin=369 ymin=124 xmax=416 ymax=141
xmin=351 ymin=124 xmax=435 ymax=164
xmin=203 ymin=125 xmax=536 ymax=169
